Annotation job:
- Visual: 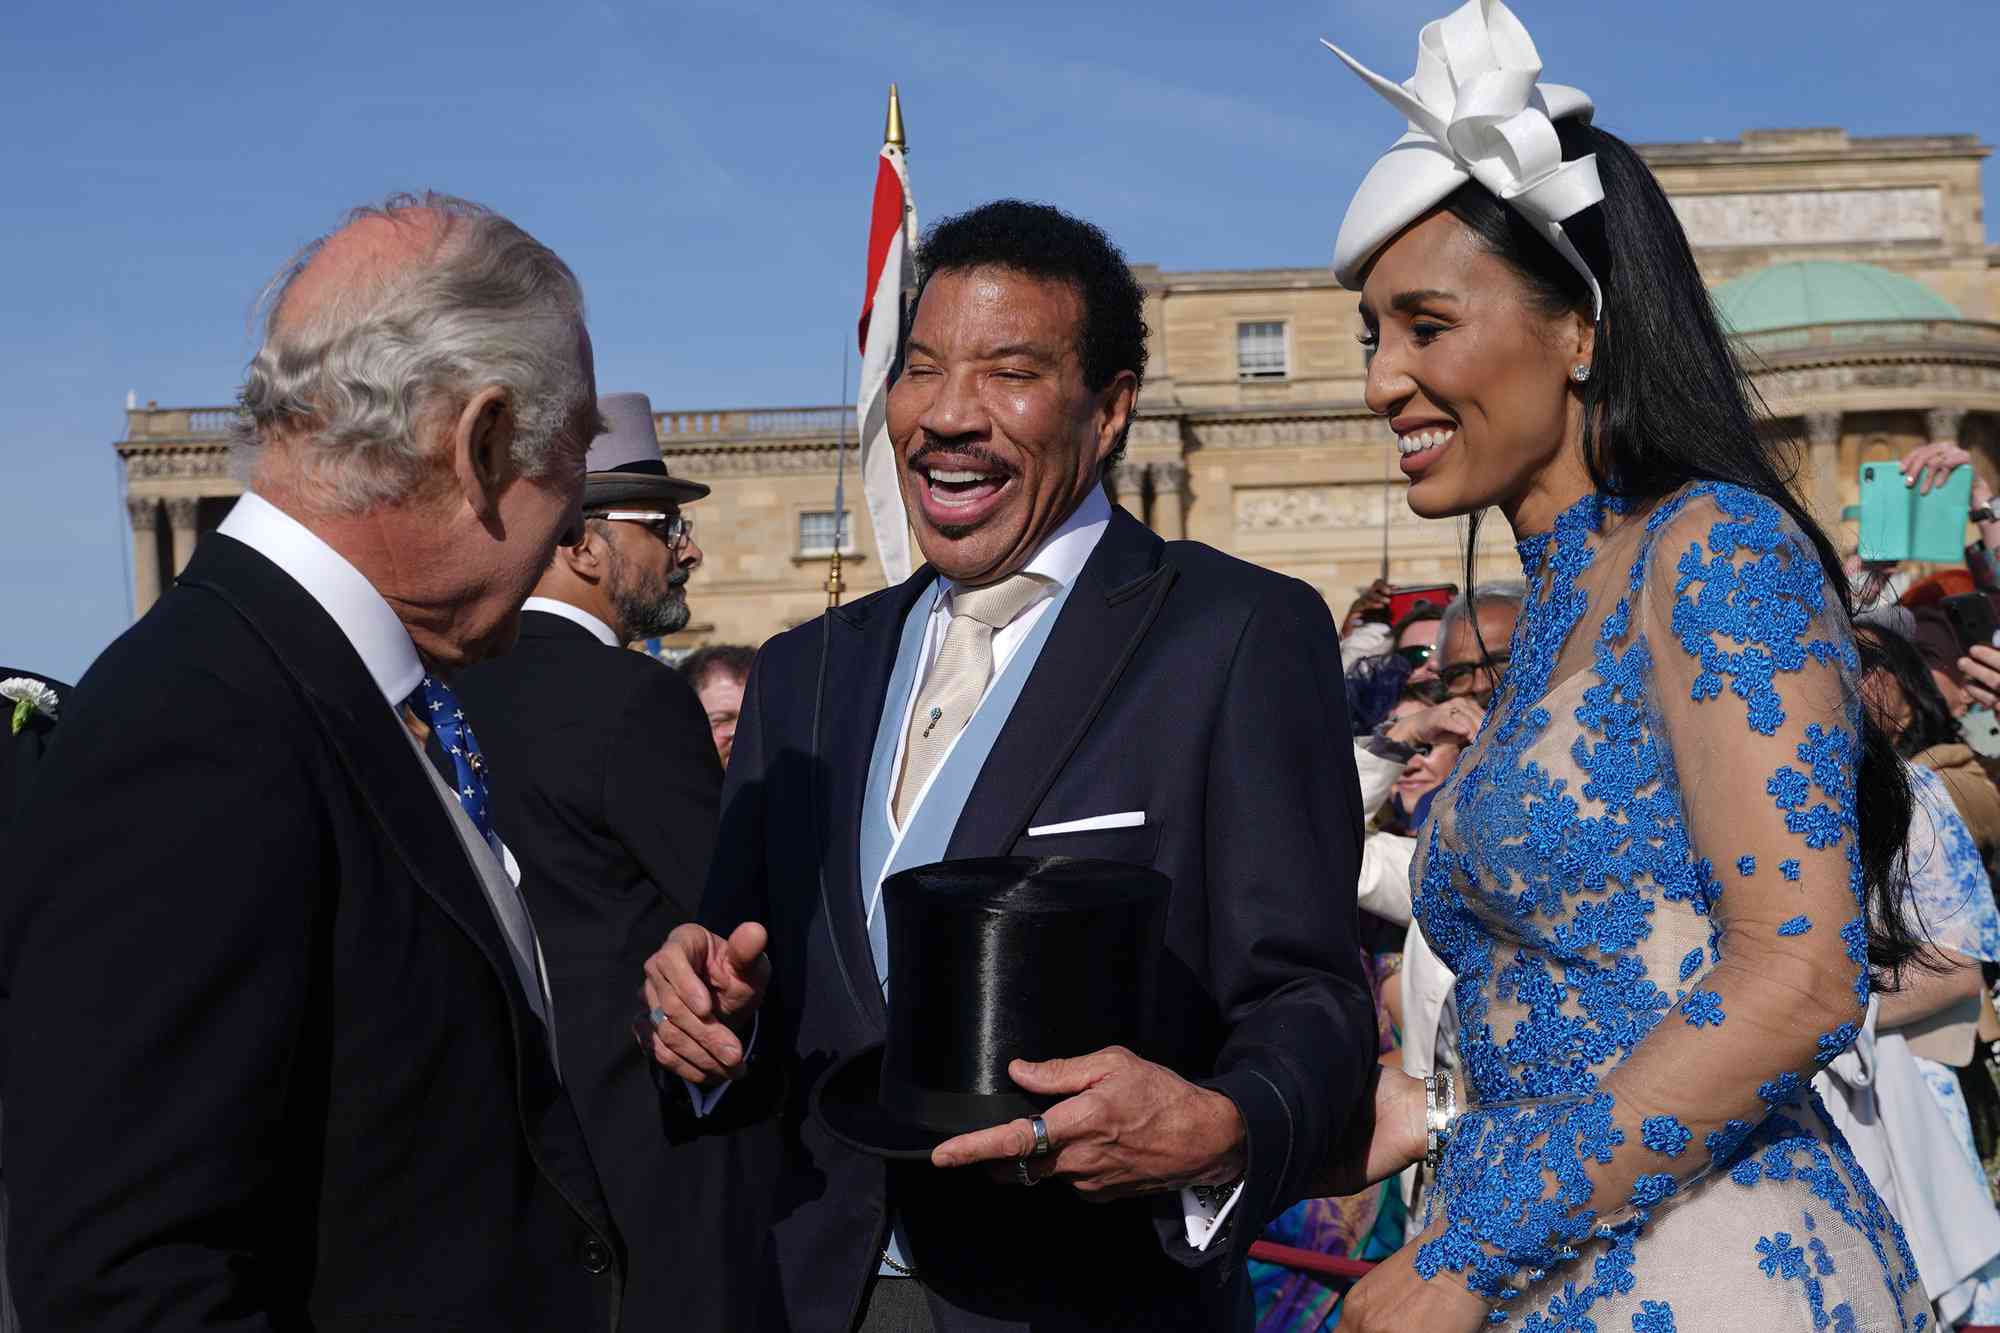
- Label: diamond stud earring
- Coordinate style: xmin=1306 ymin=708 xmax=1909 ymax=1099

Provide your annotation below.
xmin=1570 ymin=363 xmax=1592 ymax=384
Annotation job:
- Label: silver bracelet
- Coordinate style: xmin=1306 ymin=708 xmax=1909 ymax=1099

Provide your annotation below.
xmin=1423 ymin=1069 xmax=1457 ymax=1171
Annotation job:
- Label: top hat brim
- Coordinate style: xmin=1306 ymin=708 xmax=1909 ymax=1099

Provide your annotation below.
xmin=584 ymin=469 xmax=710 ymax=507
xmin=812 ymin=1043 xmax=1051 ymax=1162
xmin=813 ymin=1044 xmax=949 ymax=1161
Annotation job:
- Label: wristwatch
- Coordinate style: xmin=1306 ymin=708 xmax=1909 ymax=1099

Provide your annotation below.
xmin=1972 ymin=501 xmax=2000 ymax=525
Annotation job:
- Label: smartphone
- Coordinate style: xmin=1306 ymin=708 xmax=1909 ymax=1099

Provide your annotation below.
xmin=1962 ymin=705 xmax=2000 ymax=760
xmin=1858 ymin=463 xmax=1972 ymax=563
xmin=1941 ymin=592 xmax=2000 ymax=656
xmin=1388 ymin=584 xmax=1457 ymax=625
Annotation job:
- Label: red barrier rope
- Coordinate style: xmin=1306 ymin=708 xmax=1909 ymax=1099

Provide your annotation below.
xmin=1247 ymin=1240 xmax=1379 ymax=1283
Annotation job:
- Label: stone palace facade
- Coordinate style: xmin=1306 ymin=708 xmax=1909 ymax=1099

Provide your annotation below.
xmin=117 ymin=128 xmax=2000 ymax=652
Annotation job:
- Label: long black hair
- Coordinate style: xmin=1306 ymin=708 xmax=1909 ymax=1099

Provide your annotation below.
xmin=1444 ymin=119 xmax=1921 ymax=978
xmin=1855 ymin=624 xmax=1962 ymax=759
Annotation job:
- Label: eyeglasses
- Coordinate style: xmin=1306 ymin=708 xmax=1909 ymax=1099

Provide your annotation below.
xmin=1394 ymin=644 xmax=1435 ymax=670
xmin=1437 ymin=654 xmax=1510 ymax=703
xmin=588 ymin=510 xmax=694 ymax=548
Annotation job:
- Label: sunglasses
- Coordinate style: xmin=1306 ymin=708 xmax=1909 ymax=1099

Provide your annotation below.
xmin=1394 ymin=644 xmax=1435 ymax=670
xmin=588 ymin=510 xmax=694 ymax=548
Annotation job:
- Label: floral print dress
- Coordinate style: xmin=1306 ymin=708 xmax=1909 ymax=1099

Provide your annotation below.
xmin=1411 ymin=483 xmax=1926 ymax=1331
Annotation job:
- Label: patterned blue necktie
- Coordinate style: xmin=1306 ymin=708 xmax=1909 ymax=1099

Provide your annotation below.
xmin=409 ymin=674 xmax=497 ymax=854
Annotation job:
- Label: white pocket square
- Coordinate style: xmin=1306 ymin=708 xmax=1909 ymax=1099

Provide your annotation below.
xmin=1027 ymin=811 xmax=1146 ymax=837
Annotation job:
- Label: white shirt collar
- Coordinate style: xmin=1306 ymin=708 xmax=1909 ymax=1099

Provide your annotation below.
xmin=931 ymin=484 xmax=1113 ymax=609
xmin=521 ymin=596 xmax=621 ymax=648
xmin=216 ymin=492 xmax=426 ymax=707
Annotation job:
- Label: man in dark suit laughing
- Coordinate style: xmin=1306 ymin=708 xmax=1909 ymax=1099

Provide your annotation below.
xmin=642 ymin=200 xmax=1375 ymax=1332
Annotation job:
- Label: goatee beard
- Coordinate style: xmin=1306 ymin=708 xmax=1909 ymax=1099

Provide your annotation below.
xmin=614 ymin=570 xmax=691 ymax=640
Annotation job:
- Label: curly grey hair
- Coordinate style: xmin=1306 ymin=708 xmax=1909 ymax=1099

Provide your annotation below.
xmin=235 ymin=192 xmax=591 ymax=513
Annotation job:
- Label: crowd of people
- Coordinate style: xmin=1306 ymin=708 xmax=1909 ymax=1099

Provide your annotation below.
xmin=4 ymin=1 xmax=2000 ymax=1330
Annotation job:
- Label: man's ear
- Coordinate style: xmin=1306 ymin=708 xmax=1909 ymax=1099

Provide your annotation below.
xmin=555 ymin=521 xmax=610 ymax=583
xmin=451 ymin=385 xmax=516 ymax=523
xmin=1093 ymin=370 xmax=1139 ymax=468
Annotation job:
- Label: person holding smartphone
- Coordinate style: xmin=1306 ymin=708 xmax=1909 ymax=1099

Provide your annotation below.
xmin=1903 ymin=440 xmax=2000 ymax=582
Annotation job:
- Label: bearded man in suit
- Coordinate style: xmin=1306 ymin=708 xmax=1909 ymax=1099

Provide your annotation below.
xmin=642 ymin=200 xmax=1375 ymax=1332
xmin=455 ymin=392 xmax=766 ymax=1328
xmin=1 ymin=195 xmax=623 ymax=1332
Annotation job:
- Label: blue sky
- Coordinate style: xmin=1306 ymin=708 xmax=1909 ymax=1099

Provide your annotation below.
xmin=4 ymin=0 xmax=1995 ymax=680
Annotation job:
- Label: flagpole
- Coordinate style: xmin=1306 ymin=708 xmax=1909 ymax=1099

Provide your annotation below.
xmin=828 ymin=337 xmax=850 ymax=608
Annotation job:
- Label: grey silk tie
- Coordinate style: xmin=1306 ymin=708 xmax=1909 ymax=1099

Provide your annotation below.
xmin=893 ymin=572 xmax=1049 ymax=825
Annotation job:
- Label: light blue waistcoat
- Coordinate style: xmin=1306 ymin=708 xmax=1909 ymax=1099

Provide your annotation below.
xmin=857 ymin=574 xmax=1077 ymax=987
xmin=854 ymin=574 xmax=1076 ymax=1275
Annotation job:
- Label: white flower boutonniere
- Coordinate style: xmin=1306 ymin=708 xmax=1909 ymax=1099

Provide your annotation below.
xmin=2 ymin=677 xmax=60 ymax=735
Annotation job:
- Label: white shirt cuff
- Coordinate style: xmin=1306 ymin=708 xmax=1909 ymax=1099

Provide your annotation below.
xmin=1181 ymin=1179 xmax=1245 ymax=1252
xmin=681 ymin=1013 xmax=758 ymax=1117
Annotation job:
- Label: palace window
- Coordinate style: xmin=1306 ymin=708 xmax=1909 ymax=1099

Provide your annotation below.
xmin=1236 ymin=320 xmax=1289 ymax=379
xmin=798 ymin=509 xmax=856 ymax=557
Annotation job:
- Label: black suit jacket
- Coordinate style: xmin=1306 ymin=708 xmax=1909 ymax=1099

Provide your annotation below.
xmin=0 ymin=538 xmax=622 ymax=1332
xmin=699 ymin=509 xmax=1376 ymax=1332
xmin=458 ymin=609 xmax=768 ymax=1329
xmin=0 ymin=667 xmax=68 ymax=851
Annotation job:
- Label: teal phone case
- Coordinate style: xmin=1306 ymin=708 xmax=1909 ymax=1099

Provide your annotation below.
xmin=1857 ymin=463 xmax=1971 ymax=563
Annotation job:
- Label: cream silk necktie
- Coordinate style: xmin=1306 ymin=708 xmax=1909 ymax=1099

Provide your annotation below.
xmin=893 ymin=572 xmax=1050 ymax=825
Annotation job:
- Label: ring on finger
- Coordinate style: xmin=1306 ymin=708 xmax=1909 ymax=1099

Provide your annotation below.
xmin=1029 ymin=1115 xmax=1052 ymax=1158
xmin=648 ymin=1006 xmax=670 ymax=1027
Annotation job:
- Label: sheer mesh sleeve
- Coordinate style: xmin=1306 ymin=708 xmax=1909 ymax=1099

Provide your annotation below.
xmin=1418 ymin=489 xmax=1887 ymax=1304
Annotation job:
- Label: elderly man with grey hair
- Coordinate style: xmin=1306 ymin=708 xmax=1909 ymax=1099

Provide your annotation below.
xmin=0 ymin=194 xmax=625 ymax=1332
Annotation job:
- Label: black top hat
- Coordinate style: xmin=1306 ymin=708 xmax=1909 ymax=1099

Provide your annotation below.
xmin=812 ymin=856 xmax=1170 ymax=1161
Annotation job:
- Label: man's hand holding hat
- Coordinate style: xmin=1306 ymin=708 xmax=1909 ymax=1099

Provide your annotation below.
xmin=930 ymin=1047 xmax=1247 ymax=1200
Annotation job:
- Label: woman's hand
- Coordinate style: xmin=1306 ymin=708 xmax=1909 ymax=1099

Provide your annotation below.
xmin=1958 ymin=643 xmax=2000 ymax=711
xmin=1340 ymin=1223 xmax=1491 ymax=1333
xmin=1308 ymin=1054 xmax=1428 ymax=1197
xmin=1902 ymin=440 xmax=1987 ymax=504
xmin=1384 ymin=697 xmax=1486 ymax=751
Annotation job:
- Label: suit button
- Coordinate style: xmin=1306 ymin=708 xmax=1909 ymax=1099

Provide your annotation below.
xmin=580 ymin=1237 xmax=612 ymax=1275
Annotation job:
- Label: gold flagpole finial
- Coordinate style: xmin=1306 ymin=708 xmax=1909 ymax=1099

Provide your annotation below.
xmin=884 ymin=82 xmax=907 ymax=150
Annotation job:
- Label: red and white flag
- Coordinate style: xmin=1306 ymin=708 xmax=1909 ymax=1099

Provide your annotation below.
xmin=856 ymin=87 xmax=918 ymax=585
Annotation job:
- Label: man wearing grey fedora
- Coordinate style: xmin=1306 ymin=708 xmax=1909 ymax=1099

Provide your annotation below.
xmin=456 ymin=392 xmax=756 ymax=1329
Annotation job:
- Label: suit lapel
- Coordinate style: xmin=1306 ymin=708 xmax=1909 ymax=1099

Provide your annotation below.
xmin=177 ymin=538 xmax=614 ymax=1234
xmin=947 ymin=510 xmax=1176 ymax=857
xmin=816 ymin=574 xmax=933 ymax=1029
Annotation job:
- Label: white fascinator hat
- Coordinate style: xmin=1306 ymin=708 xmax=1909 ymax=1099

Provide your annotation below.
xmin=1324 ymin=0 xmax=1604 ymax=318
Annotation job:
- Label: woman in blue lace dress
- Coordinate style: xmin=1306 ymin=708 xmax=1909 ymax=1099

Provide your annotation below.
xmin=1314 ymin=3 xmax=1929 ymax=1330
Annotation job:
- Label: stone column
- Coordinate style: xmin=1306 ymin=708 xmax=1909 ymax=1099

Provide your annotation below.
xmin=127 ymin=497 xmax=163 ymax=618
xmin=1150 ymin=461 xmax=1188 ymax=539
xmin=1927 ymin=406 xmax=1967 ymax=447
xmin=1803 ymin=411 xmax=1844 ymax=531
xmin=1109 ymin=461 xmax=1148 ymax=525
xmin=165 ymin=497 xmax=201 ymax=576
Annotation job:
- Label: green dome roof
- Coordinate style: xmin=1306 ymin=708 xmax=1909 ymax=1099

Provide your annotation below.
xmin=1713 ymin=261 xmax=1958 ymax=335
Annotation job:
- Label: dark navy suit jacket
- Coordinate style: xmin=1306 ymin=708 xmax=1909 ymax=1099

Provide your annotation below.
xmin=697 ymin=507 xmax=1376 ymax=1332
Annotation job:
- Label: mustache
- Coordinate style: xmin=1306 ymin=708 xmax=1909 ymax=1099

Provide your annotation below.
xmin=667 ymin=568 xmax=690 ymax=590
xmin=907 ymin=440 xmax=1016 ymax=475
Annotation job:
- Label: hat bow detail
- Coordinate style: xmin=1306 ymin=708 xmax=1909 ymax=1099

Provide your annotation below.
xmin=1324 ymin=0 xmax=1604 ymax=318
